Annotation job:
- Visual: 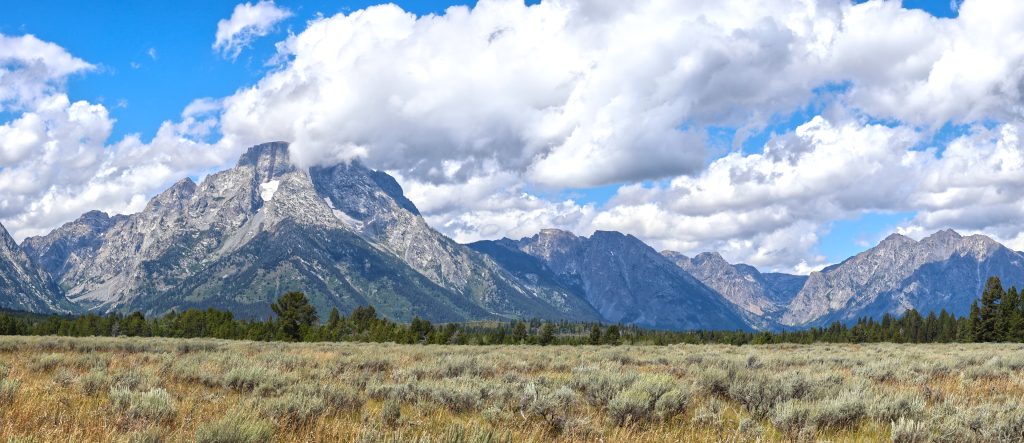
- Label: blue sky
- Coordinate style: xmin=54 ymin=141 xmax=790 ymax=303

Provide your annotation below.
xmin=1 ymin=1 xmax=507 ymax=142
xmin=3 ymin=0 xmax=1016 ymax=272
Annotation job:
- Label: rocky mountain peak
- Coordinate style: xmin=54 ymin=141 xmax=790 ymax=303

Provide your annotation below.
xmin=236 ymin=141 xmax=295 ymax=182
xmin=926 ymin=228 xmax=962 ymax=240
xmin=692 ymin=251 xmax=728 ymax=266
xmin=537 ymin=228 xmax=577 ymax=239
xmin=661 ymin=250 xmax=687 ymax=260
xmin=146 ymin=177 xmax=196 ymax=211
xmin=662 ymin=249 xmax=803 ymax=328
xmin=590 ymin=230 xmax=634 ymax=243
xmin=520 ymin=229 xmax=582 ymax=262
xmin=310 ymin=160 xmax=420 ymax=219
xmin=957 ymin=233 xmax=1002 ymax=259
xmin=505 ymin=228 xmax=750 ymax=331
xmin=879 ymin=232 xmax=915 ymax=246
xmin=0 ymin=222 xmax=13 ymax=247
xmin=77 ymin=210 xmax=112 ymax=225
xmin=782 ymin=228 xmax=1024 ymax=327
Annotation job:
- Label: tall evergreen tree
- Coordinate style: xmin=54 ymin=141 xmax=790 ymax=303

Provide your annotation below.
xmin=270 ymin=291 xmax=318 ymax=341
xmin=997 ymin=286 xmax=1019 ymax=341
xmin=589 ymin=324 xmax=602 ymax=345
xmin=604 ymin=325 xmax=622 ymax=345
xmin=327 ymin=307 xmax=341 ymax=331
xmin=978 ymin=276 xmax=1004 ymax=342
xmin=937 ymin=309 xmax=956 ymax=343
xmin=409 ymin=317 xmax=432 ymax=343
xmin=1007 ymin=286 xmax=1024 ymax=341
xmin=511 ymin=321 xmax=528 ymax=344
xmin=539 ymin=322 xmax=556 ymax=346
xmin=967 ymin=300 xmax=982 ymax=342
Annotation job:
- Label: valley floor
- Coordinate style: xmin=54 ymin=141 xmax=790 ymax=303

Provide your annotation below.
xmin=0 ymin=337 xmax=1022 ymax=442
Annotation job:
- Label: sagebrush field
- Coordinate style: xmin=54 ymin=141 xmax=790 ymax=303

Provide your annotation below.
xmin=1 ymin=337 xmax=1023 ymax=442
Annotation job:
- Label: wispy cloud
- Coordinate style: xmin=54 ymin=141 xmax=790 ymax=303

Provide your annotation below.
xmin=213 ymin=1 xmax=292 ymax=60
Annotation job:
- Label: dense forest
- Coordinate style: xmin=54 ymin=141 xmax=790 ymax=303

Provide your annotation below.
xmin=2 ymin=277 xmax=1023 ymax=346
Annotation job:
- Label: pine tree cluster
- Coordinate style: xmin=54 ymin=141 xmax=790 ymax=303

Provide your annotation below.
xmin=2 ymin=278 xmax=1024 ymax=346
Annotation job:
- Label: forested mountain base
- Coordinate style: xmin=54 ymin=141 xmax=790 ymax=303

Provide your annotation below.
xmin=4 ymin=276 xmax=1024 ymax=345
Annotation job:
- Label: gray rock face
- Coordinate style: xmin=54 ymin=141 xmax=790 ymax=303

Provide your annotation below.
xmin=22 ymin=210 xmax=124 ymax=282
xmin=781 ymin=229 xmax=1024 ymax=327
xmin=309 ymin=162 xmax=599 ymax=321
xmin=482 ymin=229 xmax=751 ymax=331
xmin=22 ymin=142 xmax=596 ymax=322
xmin=663 ymin=251 xmax=805 ymax=329
xmin=0 ymin=222 xmax=71 ymax=313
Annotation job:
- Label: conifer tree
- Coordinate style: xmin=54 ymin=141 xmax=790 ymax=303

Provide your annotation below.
xmin=511 ymin=321 xmax=528 ymax=344
xmin=589 ymin=324 xmax=602 ymax=345
xmin=978 ymin=276 xmax=1004 ymax=342
xmin=604 ymin=325 xmax=622 ymax=345
xmin=966 ymin=300 xmax=982 ymax=342
xmin=997 ymin=286 xmax=1019 ymax=341
xmin=270 ymin=291 xmax=318 ymax=341
xmin=539 ymin=322 xmax=555 ymax=345
xmin=1007 ymin=287 xmax=1024 ymax=342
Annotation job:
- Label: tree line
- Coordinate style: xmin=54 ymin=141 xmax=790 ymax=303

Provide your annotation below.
xmin=2 ymin=277 xmax=1024 ymax=345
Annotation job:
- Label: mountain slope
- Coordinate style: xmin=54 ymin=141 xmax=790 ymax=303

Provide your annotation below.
xmin=309 ymin=162 xmax=600 ymax=321
xmin=476 ymin=229 xmax=751 ymax=331
xmin=22 ymin=210 xmax=124 ymax=283
xmin=22 ymin=142 xmax=597 ymax=322
xmin=662 ymin=251 xmax=805 ymax=328
xmin=0 ymin=222 xmax=71 ymax=313
xmin=782 ymin=229 xmax=1024 ymax=327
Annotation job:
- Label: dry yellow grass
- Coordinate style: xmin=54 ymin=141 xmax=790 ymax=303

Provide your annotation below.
xmin=0 ymin=337 xmax=1022 ymax=442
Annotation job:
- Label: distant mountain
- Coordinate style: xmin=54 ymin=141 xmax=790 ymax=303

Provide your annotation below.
xmin=0 ymin=222 xmax=71 ymax=313
xmin=9 ymin=141 xmax=1024 ymax=332
xmin=781 ymin=229 xmax=1024 ymax=327
xmin=662 ymin=251 xmax=805 ymax=329
xmin=20 ymin=142 xmax=598 ymax=322
xmin=22 ymin=210 xmax=126 ymax=283
xmin=472 ymin=230 xmax=751 ymax=331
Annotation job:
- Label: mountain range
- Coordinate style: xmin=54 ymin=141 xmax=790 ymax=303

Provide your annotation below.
xmin=2 ymin=142 xmax=1023 ymax=331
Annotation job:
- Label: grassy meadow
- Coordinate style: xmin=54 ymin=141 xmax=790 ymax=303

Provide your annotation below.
xmin=0 ymin=337 xmax=1022 ymax=442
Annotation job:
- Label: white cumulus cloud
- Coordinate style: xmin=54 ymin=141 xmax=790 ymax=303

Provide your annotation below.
xmin=6 ymin=0 xmax=1024 ymax=274
xmin=0 ymin=34 xmax=94 ymax=111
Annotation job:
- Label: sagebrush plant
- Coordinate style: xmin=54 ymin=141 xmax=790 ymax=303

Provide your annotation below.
xmin=195 ymin=411 xmax=274 ymax=443
xmin=223 ymin=365 xmax=293 ymax=396
xmin=79 ymin=369 xmax=109 ymax=395
xmin=0 ymin=378 xmax=20 ymax=406
xmin=109 ymin=386 xmax=177 ymax=423
xmin=0 ymin=336 xmax=1023 ymax=442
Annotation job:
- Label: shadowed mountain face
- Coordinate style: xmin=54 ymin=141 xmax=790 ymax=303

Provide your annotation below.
xmin=0 ymin=222 xmax=71 ymax=313
xmin=19 ymin=142 xmax=598 ymax=322
xmin=472 ymin=230 xmax=751 ymax=331
xmin=662 ymin=251 xmax=805 ymax=329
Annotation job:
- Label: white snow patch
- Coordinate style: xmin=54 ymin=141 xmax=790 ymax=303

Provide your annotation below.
xmin=259 ymin=180 xmax=280 ymax=201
